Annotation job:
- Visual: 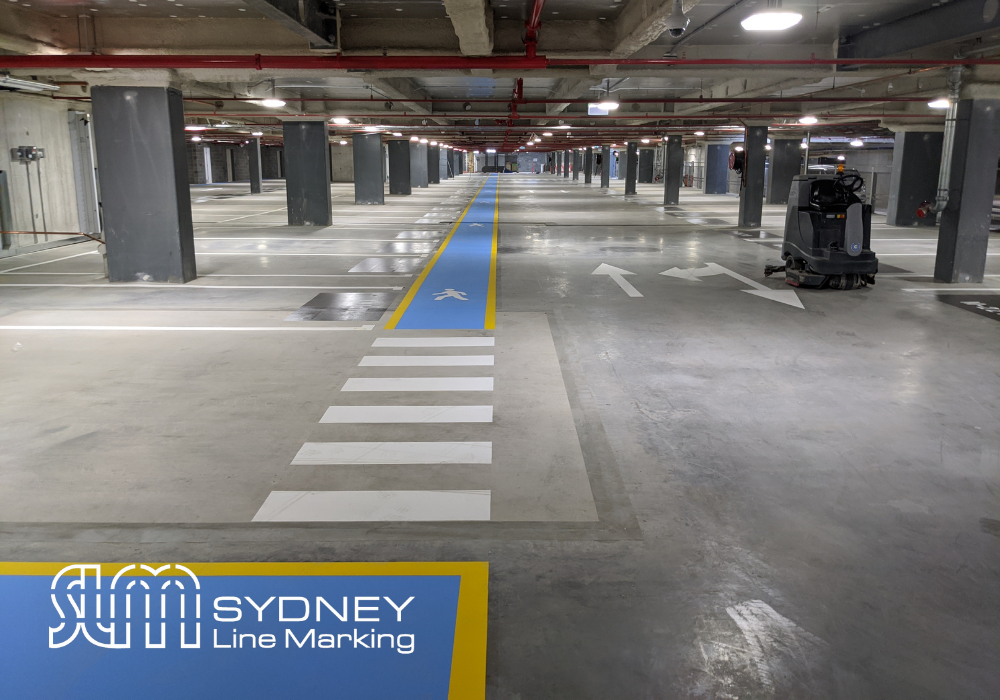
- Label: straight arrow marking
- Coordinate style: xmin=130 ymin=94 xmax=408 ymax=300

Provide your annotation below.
xmin=659 ymin=262 xmax=804 ymax=309
xmin=592 ymin=263 xmax=643 ymax=298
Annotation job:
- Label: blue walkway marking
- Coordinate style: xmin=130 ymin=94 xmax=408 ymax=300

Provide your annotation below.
xmin=386 ymin=175 xmax=498 ymax=330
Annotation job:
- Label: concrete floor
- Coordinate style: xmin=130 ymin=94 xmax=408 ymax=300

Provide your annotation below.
xmin=1 ymin=174 xmax=998 ymax=698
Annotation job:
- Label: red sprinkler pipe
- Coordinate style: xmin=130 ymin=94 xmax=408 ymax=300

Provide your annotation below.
xmin=1 ymin=54 xmax=996 ymax=71
xmin=524 ymin=0 xmax=546 ymax=59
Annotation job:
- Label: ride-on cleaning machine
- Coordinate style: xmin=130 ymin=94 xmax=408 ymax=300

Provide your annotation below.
xmin=765 ymin=172 xmax=879 ymax=290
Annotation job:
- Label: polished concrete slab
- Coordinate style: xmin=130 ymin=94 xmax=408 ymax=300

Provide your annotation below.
xmin=1 ymin=173 xmax=997 ymax=698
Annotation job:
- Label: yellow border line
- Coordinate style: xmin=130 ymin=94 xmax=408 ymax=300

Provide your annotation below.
xmin=484 ymin=175 xmax=500 ymax=330
xmin=0 ymin=561 xmax=488 ymax=700
xmin=383 ymin=176 xmax=491 ymax=330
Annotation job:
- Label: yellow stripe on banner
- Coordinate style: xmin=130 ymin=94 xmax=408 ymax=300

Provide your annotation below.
xmin=383 ymin=177 xmax=490 ymax=330
xmin=484 ymin=175 xmax=500 ymax=330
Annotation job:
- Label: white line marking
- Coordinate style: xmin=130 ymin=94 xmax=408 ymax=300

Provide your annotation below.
xmin=0 ymin=325 xmax=375 ymax=332
xmin=592 ymin=263 xmax=643 ymax=297
xmin=251 ymin=490 xmax=491 ymax=522
xmin=902 ymin=288 xmax=1000 ymax=292
xmin=0 ymin=284 xmax=403 ymax=290
xmin=373 ymin=337 xmax=494 ymax=347
xmin=320 ymin=405 xmax=493 ymax=423
xmin=291 ymin=441 xmax=492 ymax=464
xmin=359 ymin=355 xmax=493 ymax=366
xmin=0 ymin=251 xmax=99 ymax=273
xmin=342 ymin=377 xmax=493 ymax=391
xmin=195 ymin=252 xmax=424 ymax=257
xmin=216 ymin=206 xmax=288 ymax=223
xmin=202 ymin=274 xmax=413 ymax=278
xmin=196 ymin=237 xmax=438 ymax=242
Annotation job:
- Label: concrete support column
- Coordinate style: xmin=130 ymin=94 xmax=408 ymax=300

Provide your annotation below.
xmin=663 ymin=135 xmax=683 ymax=205
xmin=428 ymin=145 xmax=440 ymax=184
xmin=601 ymin=146 xmax=610 ymax=188
xmin=572 ymin=151 xmax=580 ymax=180
xmin=625 ymin=142 xmax=638 ymax=195
xmin=90 ymin=86 xmax=196 ymax=283
xmin=705 ymin=144 xmax=730 ymax=194
xmin=584 ymin=147 xmax=593 ymax=184
xmin=248 ymin=137 xmax=263 ymax=194
xmin=885 ymin=131 xmax=944 ymax=226
xmin=410 ymin=142 xmax=428 ymax=188
xmin=638 ymin=149 xmax=654 ymax=183
xmin=564 ymin=149 xmax=570 ymax=178
xmin=738 ymin=126 xmax=768 ymax=228
xmin=388 ymin=140 xmax=411 ymax=195
xmin=765 ymin=139 xmax=802 ymax=205
xmin=935 ymin=99 xmax=1000 ymax=283
xmin=352 ymin=133 xmax=384 ymax=205
xmin=282 ymin=121 xmax=332 ymax=226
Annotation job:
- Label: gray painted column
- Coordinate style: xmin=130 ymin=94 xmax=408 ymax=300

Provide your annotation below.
xmin=428 ymin=145 xmax=440 ymax=184
xmin=410 ymin=142 xmax=428 ymax=188
xmin=90 ymin=86 xmax=195 ymax=283
xmin=705 ymin=144 xmax=730 ymax=194
xmin=584 ymin=147 xmax=593 ymax=184
xmin=935 ymin=99 xmax=1000 ymax=283
xmin=387 ymin=140 xmax=411 ymax=195
xmin=663 ymin=135 xmax=682 ymax=205
xmin=885 ymin=131 xmax=944 ymax=226
xmin=572 ymin=151 xmax=580 ymax=180
xmin=440 ymin=149 xmax=449 ymax=180
xmin=601 ymin=145 xmax=610 ymax=188
xmin=638 ymin=149 xmax=654 ymax=183
xmin=625 ymin=142 xmax=638 ymax=195
xmin=352 ymin=133 xmax=384 ymax=205
xmin=765 ymin=139 xmax=802 ymax=205
xmin=248 ymin=137 xmax=263 ymax=194
xmin=738 ymin=126 xmax=768 ymax=227
xmin=555 ymin=152 xmax=561 ymax=174
xmin=282 ymin=121 xmax=332 ymax=226
xmin=564 ymin=149 xmax=570 ymax=177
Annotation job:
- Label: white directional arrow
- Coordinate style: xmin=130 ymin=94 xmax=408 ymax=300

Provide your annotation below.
xmin=592 ymin=263 xmax=643 ymax=298
xmin=660 ymin=262 xmax=803 ymax=309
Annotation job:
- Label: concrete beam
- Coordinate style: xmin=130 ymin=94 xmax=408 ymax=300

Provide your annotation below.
xmin=241 ymin=0 xmax=337 ymax=49
xmin=442 ymin=0 xmax=494 ymax=56
xmin=612 ymin=0 xmax=701 ymax=58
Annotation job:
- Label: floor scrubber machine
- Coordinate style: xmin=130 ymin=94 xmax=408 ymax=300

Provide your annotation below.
xmin=765 ymin=172 xmax=878 ymax=289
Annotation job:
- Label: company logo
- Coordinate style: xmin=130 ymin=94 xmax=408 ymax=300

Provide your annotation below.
xmin=48 ymin=564 xmax=416 ymax=653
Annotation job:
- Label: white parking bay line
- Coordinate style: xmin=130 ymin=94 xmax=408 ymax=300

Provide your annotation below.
xmin=320 ymin=405 xmax=493 ymax=423
xmin=359 ymin=355 xmax=494 ymax=366
xmin=291 ymin=441 xmax=492 ymax=464
xmin=342 ymin=377 xmax=493 ymax=391
xmin=251 ymin=490 xmax=491 ymax=522
xmin=372 ymin=337 xmax=494 ymax=347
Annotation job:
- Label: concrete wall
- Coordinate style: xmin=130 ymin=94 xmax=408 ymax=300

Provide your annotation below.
xmin=261 ymin=146 xmax=283 ymax=179
xmin=330 ymin=142 xmax=354 ymax=182
xmin=233 ymin=145 xmax=250 ymax=182
xmin=517 ymin=153 xmax=544 ymax=173
xmin=0 ymin=92 xmax=83 ymax=255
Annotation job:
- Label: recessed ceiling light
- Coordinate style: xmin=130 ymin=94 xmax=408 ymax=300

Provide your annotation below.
xmin=928 ymin=98 xmax=950 ymax=109
xmin=798 ymin=115 xmax=818 ymax=124
xmin=741 ymin=12 xmax=802 ymax=30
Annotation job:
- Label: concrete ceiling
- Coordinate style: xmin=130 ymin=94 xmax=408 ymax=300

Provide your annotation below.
xmin=0 ymin=0 xmax=996 ymax=149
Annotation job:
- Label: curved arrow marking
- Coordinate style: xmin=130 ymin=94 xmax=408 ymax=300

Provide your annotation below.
xmin=592 ymin=263 xmax=643 ymax=298
xmin=660 ymin=263 xmax=803 ymax=309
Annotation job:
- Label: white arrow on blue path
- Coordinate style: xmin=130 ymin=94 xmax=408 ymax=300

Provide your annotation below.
xmin=592 ymin=263 xmax=643 ymax=298
xmin=660 ymin=262 xmax=804 ymax=309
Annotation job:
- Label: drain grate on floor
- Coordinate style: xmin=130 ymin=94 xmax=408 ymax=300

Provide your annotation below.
xmin=285 ymin=292 xmax=398 ymax=321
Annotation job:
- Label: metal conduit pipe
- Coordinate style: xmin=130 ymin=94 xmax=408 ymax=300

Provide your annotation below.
xmin=924 ymin=66 xmax=963 ymax=216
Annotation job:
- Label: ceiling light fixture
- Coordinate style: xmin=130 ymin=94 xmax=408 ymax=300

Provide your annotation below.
xmin=837 ymin=155 xmax=846 ymax=161
xmin=741 ymin=11 xmax=802 ymax=31
xmin=798 ymin=115 xmax=818 ymax=125
xmin=693 ymin=131 xmax=705 ymax=136
xmin=542 ymin=132 xmax=553 ymax=137
xmin=184 ymin=125 xmax=207 ymax=131
xmin=928 ymin=98 xmax=951 ymax=109
xmin=0 ymin=75 xmax=60 ymax=92
xmin=392 ymin=132 xmax=403 ymax=137
xmin=486 ymin=148 xmax=496 ymax=153
xmin=261 ymin=98 xmax=286 ymax=108
xmin=363 ymin=125 xmax=381 ymax=132
xmin=641 ymin=138 xmax=650 ymax=143
xmin=191 ymin=136 xmax=202 ymax=142
xmin=850 ymin=139 xmax=864 ymax=147
xmin=429 ymin=140 xmax=438 ymax=145
xmin=410 ymin=136 xmax=419 ymax=141
xmin=251 ymin=131 xmax=263 ymax=136
xmin=339 ymin=140 xmax=348 ymax=145
xmin=331 ymin=117 xmax=351 ymax=125
xmin=419 ymin=138 xmax=428 ymax=143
